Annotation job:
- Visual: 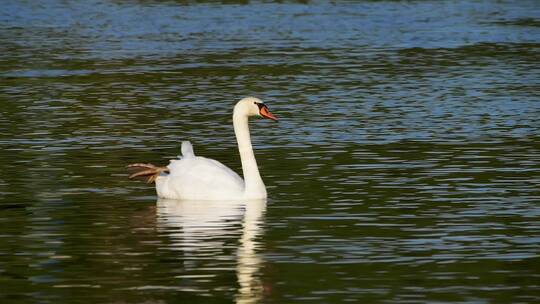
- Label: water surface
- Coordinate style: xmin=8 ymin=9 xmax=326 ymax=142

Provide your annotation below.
xmin=1 ymin=0 xmax=539 ymax=303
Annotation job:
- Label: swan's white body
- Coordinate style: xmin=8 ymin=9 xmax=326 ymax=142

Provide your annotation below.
xmin=155 ymin=141 xmax=248 ymax=200
xmin=154 ymin=97 xmax=276 ymax=200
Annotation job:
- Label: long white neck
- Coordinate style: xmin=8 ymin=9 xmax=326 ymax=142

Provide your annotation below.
xmin=233 ymin=109 xmax=267 ymax=199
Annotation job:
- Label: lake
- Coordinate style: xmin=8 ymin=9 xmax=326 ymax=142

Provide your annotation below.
xmin=0 ymin=0 xmax=539 ymax=303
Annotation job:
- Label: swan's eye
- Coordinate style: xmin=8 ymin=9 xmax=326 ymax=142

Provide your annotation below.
xmin=253 ymin=102 xmax=257 ymax=104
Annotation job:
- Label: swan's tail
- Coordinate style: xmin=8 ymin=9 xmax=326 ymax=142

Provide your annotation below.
xmin=181 ymin=141 xmax=195 ymax=158
xmin=127 ymin=163 xmax=169 ymax=183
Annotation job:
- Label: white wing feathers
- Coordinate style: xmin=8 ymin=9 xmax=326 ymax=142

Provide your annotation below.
xmin=158 ymin=142 xmax=245 ymax=199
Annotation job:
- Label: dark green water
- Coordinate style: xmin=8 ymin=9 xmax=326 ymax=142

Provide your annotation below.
xmin=1 ymin=0 xmax=539 ymax=303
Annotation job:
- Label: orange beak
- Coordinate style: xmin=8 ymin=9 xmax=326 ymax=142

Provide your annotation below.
xmin=260 ymin=104 xmax=278 ymax=121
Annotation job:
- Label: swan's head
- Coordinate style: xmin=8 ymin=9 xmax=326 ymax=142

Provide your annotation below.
xmin=235 ymin=97 xmax=278 ymax=121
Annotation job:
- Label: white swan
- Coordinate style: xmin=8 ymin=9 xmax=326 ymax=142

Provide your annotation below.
xmin=128 ymin=97 xmax=278 ymax=200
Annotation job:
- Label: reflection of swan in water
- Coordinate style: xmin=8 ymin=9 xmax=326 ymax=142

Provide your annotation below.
xmin=156 ymin=198 xmax=266 ymax=303
xmin=235 ymin=199 xmax=267 ymax=304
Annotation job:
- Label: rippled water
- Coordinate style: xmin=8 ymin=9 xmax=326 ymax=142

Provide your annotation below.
xmin=1 ymin=0 xmax=539 ymax=303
